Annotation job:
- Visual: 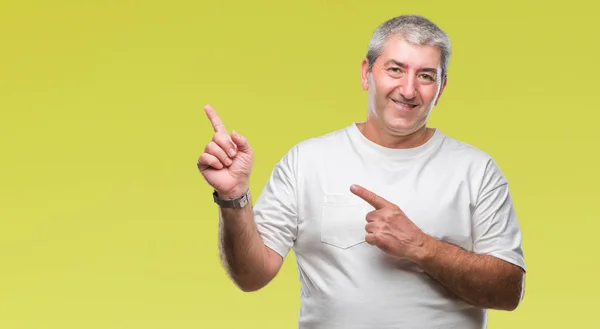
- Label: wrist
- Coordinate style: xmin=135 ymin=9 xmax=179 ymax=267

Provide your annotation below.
xmin=216 ymin=185 xmax=249 ymax=200
xmin=412 ymin=233 xmax=439 ymax=266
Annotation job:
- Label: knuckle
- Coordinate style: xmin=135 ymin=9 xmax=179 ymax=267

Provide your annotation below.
xmin=207 ymin=142 xmax=226 ymax=157
xmin=371 ymin=234 xmax=380 ymax=244
xmin=367 ymin=212 xmax=378 ymax=221
xmin=369 ymin=194 xmax=377 ymax=204
xmin=379 ymin=210 xmax=389 ymax=220
xmin=202 ymin=153 xmax=216 ymax=164
xmin=215 ymin=132 xmax=231 ymax=144
xmin=206 ymin=141 xmax=217 ymax=151
xmin=197 ymin=155 xmax=210 ymax=169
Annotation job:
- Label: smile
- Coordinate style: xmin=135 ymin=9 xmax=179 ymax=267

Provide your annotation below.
xmin=391 ymin=99 xmax=418 ymax=109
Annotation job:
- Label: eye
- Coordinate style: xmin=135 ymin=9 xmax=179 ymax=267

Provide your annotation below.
xmin=418 ymin=73 xmax=437 ymax=84
xmin=387 ymin=67 xmax=403 ymax=77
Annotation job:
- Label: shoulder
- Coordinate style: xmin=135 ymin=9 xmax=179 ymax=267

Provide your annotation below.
xmin=269 ymin=124 xmax=352 ymax=175
xmin=298 ymin=125 xmax=351 ymax=148
xmin=437 ymin=131 xmax=509 ymax=192
xmin=438 ymin=132 xmax=493 ymax=162
xmin=437 ymin=131 xmax=503 ymax=170
xmin=283 ymin=124 xmax=353 ymax=159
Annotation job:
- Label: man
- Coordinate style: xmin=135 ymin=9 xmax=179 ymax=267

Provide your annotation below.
xmin=197 ymin=14 xmax=525 ymax=329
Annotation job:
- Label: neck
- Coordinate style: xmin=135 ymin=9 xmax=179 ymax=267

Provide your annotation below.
xmin=356 ymin=120 xmax=434 ymax=149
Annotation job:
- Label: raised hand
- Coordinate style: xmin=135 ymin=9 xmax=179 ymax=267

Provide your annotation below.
xmin=197 ymin=105 xmax=253 ymax=199
xmin=350 ymin=184 xmax=428 ymax=261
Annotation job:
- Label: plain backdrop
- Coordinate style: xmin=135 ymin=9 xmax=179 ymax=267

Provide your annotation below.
xmin=1 ymin=1 xmax=598 ymax=328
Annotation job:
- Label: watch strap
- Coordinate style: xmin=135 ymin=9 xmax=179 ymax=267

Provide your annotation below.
xmin=213 ymin=189 xmax=250 ymax=208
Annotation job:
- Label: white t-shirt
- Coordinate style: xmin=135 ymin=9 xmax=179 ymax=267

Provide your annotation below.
xmin=253 ymin=122 xmax=526 ymax=329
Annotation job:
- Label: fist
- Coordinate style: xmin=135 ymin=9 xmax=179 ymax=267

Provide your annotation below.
xmin=197 ymin=105 xmax=253 ymax=198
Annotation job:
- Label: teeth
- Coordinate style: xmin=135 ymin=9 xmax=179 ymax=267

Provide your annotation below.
xmin=393 ymin=100 xmax=414 ymax=107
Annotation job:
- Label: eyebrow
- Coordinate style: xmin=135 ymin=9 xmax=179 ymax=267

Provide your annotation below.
xmin=383 ymin=59 xmax=438 ymax=75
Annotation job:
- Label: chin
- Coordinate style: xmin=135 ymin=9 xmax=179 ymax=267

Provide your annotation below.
xmin=383 ymin=118 xmax=416 ymax=135
xmin=385 ymin=124 xmax=418 ymax=137
xmin=384 ymin=110 xmax=429 ymax=135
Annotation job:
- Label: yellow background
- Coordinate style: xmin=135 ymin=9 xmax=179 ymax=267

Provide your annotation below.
xmin=1 ymin=0 xmax=598 ymax=328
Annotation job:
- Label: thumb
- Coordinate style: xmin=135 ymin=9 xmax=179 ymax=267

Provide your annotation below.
xmin=231 ymin=130 xmax=251 ymax=153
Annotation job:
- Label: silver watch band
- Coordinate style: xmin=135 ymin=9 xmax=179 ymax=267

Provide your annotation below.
xmin=213 ymin=189 xmax=250 ymax=208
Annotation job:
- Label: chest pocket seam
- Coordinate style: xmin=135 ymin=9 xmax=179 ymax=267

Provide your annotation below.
xmin=320 ymin=194 xmax=369 ymax=249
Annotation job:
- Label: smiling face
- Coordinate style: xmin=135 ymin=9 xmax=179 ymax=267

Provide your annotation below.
xmin=361 ymin=34 xmax=447 ymax=139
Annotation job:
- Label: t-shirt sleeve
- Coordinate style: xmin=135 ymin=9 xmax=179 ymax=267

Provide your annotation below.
xmin=252 ymin=146 xmax=299 ymax=258
xmin=472 ymin=158 xmax=526 ymax=272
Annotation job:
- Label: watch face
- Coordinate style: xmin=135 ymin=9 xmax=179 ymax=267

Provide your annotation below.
xmin=238 ymin=194 xmax=248 ymax=208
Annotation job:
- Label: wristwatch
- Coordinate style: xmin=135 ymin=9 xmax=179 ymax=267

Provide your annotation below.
xmin=213 ymin=189 xmax=251 ymax=208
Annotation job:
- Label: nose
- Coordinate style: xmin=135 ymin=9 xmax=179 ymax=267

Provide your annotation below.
xmin=398 ymin=75 xmax=417 ymax=100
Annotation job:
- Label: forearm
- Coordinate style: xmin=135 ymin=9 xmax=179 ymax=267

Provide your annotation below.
xmin=415 ymin=236 xmax=524 ymax=311
xmin=218 ymin=197 xmax=271 ymax=292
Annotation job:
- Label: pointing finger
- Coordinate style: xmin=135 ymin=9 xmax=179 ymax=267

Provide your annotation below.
xmin=350 ymin=184 xmax=391 ymax=210
xmin=204 ymin=104 xmax=227 ymax=133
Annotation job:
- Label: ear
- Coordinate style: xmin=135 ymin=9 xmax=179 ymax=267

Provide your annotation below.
xmin=360 ymin=58 xmax=370 ymax=91
xmin=434 ymin=77 xmax=448 ymax=106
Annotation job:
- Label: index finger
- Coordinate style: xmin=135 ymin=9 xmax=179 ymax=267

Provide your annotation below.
xmin=204 ymin=105 xmax=227 ymax=133
xmin=350 ymin=184 xmax=391 ymax=210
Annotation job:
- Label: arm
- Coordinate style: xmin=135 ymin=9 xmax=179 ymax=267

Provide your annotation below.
xmin=351 ymin=156 xmax=526 ymax=311
xmin=417 ymin=159 xmax=526 ymax=310
xmin=197 ymin=105 xmax=288 ymax=293
xmin=217 ymin=191 xmax=284 ymax=292
xmin=416 ymin=237 xmax=525 ymax=310
xmin=217 ymin=144 xmax=300 ymax=292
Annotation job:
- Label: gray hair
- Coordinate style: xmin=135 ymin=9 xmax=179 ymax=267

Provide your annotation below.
xmin=366 ymin=15 xmax=452 ymax=81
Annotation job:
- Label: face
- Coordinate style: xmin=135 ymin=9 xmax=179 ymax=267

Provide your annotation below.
xmin=361 ymin=35 xmax=447 ymax=137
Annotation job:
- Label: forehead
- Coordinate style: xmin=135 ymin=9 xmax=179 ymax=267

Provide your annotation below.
xmin=378 ymin=35 xmax=442 ymax=70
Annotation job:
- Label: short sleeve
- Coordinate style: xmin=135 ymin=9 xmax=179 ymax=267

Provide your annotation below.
xmin=472 ymin=158 xmax=526 ymax=272
xmin=252 ymin=146 xmax=299 ymax=258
